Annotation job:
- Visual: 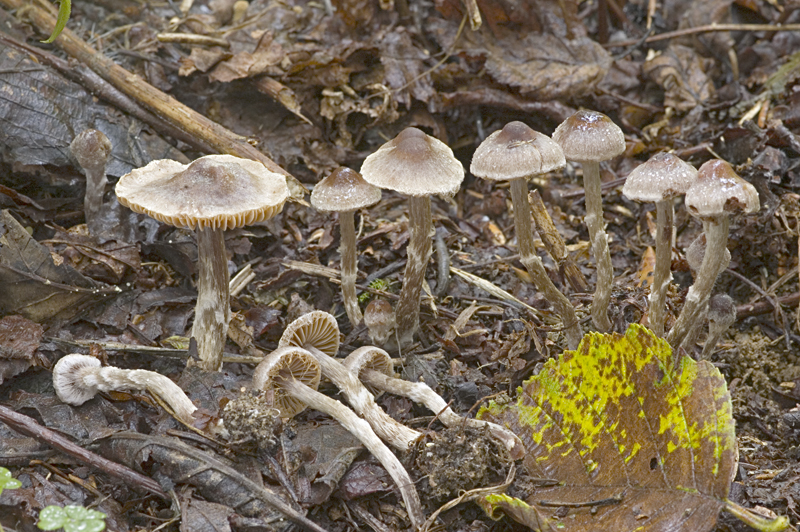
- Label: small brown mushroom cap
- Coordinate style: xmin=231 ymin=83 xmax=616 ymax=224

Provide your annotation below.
xmin=278 ymin=311 xmax=340 ymax=357
xmin=708 ymin=293 xmax=736 ymax=329
xmin=311 ymin=167 xmax=381 ymax=213
xmin=115 ymin=154 xmax=289 ymax=231
xmin=363 ymin=299 xmax=396 ymax=345
xmin=70 ymin=129 xmax=112 ymax=173
xmin=344 ymin=346 xmax=394 ymax=396
xmin=686 ymin=233 xmax=731 ymax=275
xmin=552 ymin=110 xmax=626 ymax=163
xmin=252 ymin=346 xmax=322 ymax=417
xmin=53 ymin=353 xmax=102 ymax=405
xmin=360 ymin=128 xmax=465 ymax=198
xmin=623 ymin=152 xmax=698 ymax=202
xmin=685 ymin=160 xmax=760 ymax=219
xmin=470 ymin=121 xmax=565 ymax=180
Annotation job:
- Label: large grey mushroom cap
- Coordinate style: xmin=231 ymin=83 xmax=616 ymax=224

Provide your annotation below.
xmin=360 ymin=128 xmax=465 ymax=198
xmin=685 ymin=160 xmax=760 ymax=219
xmin=552 ymin=110 xmax=626 ymax=163
xmin=623 ymin=152 xmax=698 ymax=202
xmin=470 ymin=121 xmax=565 ymax=181
xmin=116 ymin=154 xmax=289 ymax=231
xmin=53 ymin=354 xmax=101 ymax=405
xmin=253 ymin=346 xmax=322 ymax=418
xmin=311 ymin=167 xmax=381 ymax=213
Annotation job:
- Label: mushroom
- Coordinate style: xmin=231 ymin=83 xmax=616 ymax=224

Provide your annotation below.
xmin=364 ymin=298 xmax=396 ymax=346
xmin=116 ymin=155 xmax=289 ymax=371
xmin=345 ymin=346 xmax=525 ymax=460
xmin=70 ymin=129 xmax=112 ymax=237
xmin=360 ymin=128 xmax=465 ymax=346
xmin=278 ymin=311 xmax=421 ymax=450
xmin=310 ymin=167 xmax=381 ymax=328
xmin=253 ymin=346 xmax=424 ymax=530
xmin=622 ymin=152 xmax=698 ymax=336
xmin=700 ymin=294 xmax=736 ymax=359
xmin=666 ymin=160 xmax=759 ymax=349
xmin=552 ymin=110 xmax=626 ymax=332
xmin=686 ymin=233 xmax=731 ymax=277
xmin=470 ymin=121 xmax=581 ymax=349
xmin=53 ymin=353 xmax=224 ymax=436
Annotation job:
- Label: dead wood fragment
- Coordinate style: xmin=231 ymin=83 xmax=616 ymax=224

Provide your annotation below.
xmin=0 ymin=405 xmax=167 ymax=499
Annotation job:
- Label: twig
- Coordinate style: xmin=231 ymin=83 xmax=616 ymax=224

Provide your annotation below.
xmin=605 ymin=23 xmax=800 ymax=49
xmin=0 ymin=405 xmax=167 ymax=499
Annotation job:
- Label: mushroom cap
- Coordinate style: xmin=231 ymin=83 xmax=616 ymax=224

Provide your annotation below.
xmin=686 ymin=233 xmax=731 ymax=276
xmin=470 ymin=122 xmax=566 ymax=181
xmin=344 ymin=346 xmax=394 ymax=397
xmin=278 ymin=311 xmax=340 ymax=357
xmin=53 ymin=354 xmax=102 ymax=405
xmin=708 ymin=294 xmax=736 ymax=330
xmin=311 ymin=167 xmax=382 ymax=213
xmin=622 ymin=152 xmax=698 ymax=202
xmin=253 ymin=346 xmax=322 ymax=417
xmin=552 ymin=110 xmax=626 ymax=163
xmin=363 ymin=299 xmax=396 ymax=345
xmin=685 ymin=160 xmax=760 ymax=219
xmin=360 ymin=128 xmax=465 ymax=198
xmin=115 ymin=154 xmax=289 ymax=231
xmin=70 ymin=129 xmax=112 ymax=172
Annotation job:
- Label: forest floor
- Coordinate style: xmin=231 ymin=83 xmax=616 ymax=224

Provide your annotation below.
xmin=1 ymin=0 xmax=800 ymax=531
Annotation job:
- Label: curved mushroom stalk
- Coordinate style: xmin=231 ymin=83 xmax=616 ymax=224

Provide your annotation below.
xmin=279 ymin=311 xmax=421 ymax=450
xmin=53 ymin=354 xmax=225 ymax=436
xmin=345 ymin=346 xmax=525 ymax=460
xmin=253 ymin=347 xmax=424 ymax=530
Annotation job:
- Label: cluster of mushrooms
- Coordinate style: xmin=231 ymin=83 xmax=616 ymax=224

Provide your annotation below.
xmin=53 ymin=109 xmax=761 ymax=529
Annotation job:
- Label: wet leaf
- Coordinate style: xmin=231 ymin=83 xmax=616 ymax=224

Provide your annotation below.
xmin=0 ymin=210 xmax=115 ymax=322
xmin=644 ymin=45 xmax=716 ymax=113
xmin=479 ymin=324 xmax=786 ymax=532
xmin=0 ymin=314 xmax=43 ymax=385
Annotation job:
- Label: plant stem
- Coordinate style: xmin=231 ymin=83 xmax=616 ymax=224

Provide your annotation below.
xmin=582 ymin=161 xmax=613 ymax=332
xmin=667 ymin=217 xmax=729 ymax=348
xmin=396 ymin=195 xmax=433 ymax=347
xmin=193 ymin=227 xmax=230 ymax=371
xmin=510 ymin=178 xmax=581 ymax=349
xmin=281 ymin=378 xmax=425 ymax=530
xmin=339 ymin=210 xmax=362 ymax=327
xmin=649 ymin=199 xmax=674 ymax=337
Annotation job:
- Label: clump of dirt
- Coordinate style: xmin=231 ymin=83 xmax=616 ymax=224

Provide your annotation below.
xmin=222 ymin=390 xmax=282 ymax=454
xmin=410 ymin=425 xmax=509 ymax=502
xmin=719 ymin=328 xmax=800 ymax=396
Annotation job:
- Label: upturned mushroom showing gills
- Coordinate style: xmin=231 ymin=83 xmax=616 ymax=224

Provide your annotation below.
xmin=53 ymin=353 xmax=224 ymax=436
xmin=310 ymin=167 xmax=381 ymax=328
xmin=116 ymin=155 xmax=289 ymax=371
xmin=471 ymin=121 xmax=581 ymax=349
xmin=360 ymin=127 xmax=465 ymax=347
xmin=345 ymin=346 xmax=525 ymax=460
xmin=253 ymin=346 xmax=424 ymax=530
xmin=666 ymin=160 xmax=759 ymax=349
xmin=553 ymin=110 xmax=626 ymax=332
xmin=278 ymin=311 xmax=421 ymax=450
xmin=623 ymin=153 xmax=697 ymax=337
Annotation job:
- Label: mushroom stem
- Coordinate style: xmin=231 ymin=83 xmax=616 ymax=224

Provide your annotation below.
xmin=649 ymin=199 xmax=674 ymax=337
xmin=304 ymin=345 xmax=421 ymax=450
xmin=582 ymin=161 xmax=613 ymax=332
xmin=278 ymin=375 xmax=425 ymax=530
xmin=700 ymin=294 xmax=736 ymax=359
xmin=667 ymin=216 xmax=730 ymax=348
xmin=53 ymin=354 xmax=224 ymax=435
xmin=339 ymin=210 xmax=362 ymax=327
xmin=358 ymin=367 xmax=524 ymax=459
xmin=509 ymin=178 xmax=581 ymax=349
xmin=193 ymin=227 xmax=231 ymax=371
xmin=396 ymin=195 xmax=433 ymax=346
